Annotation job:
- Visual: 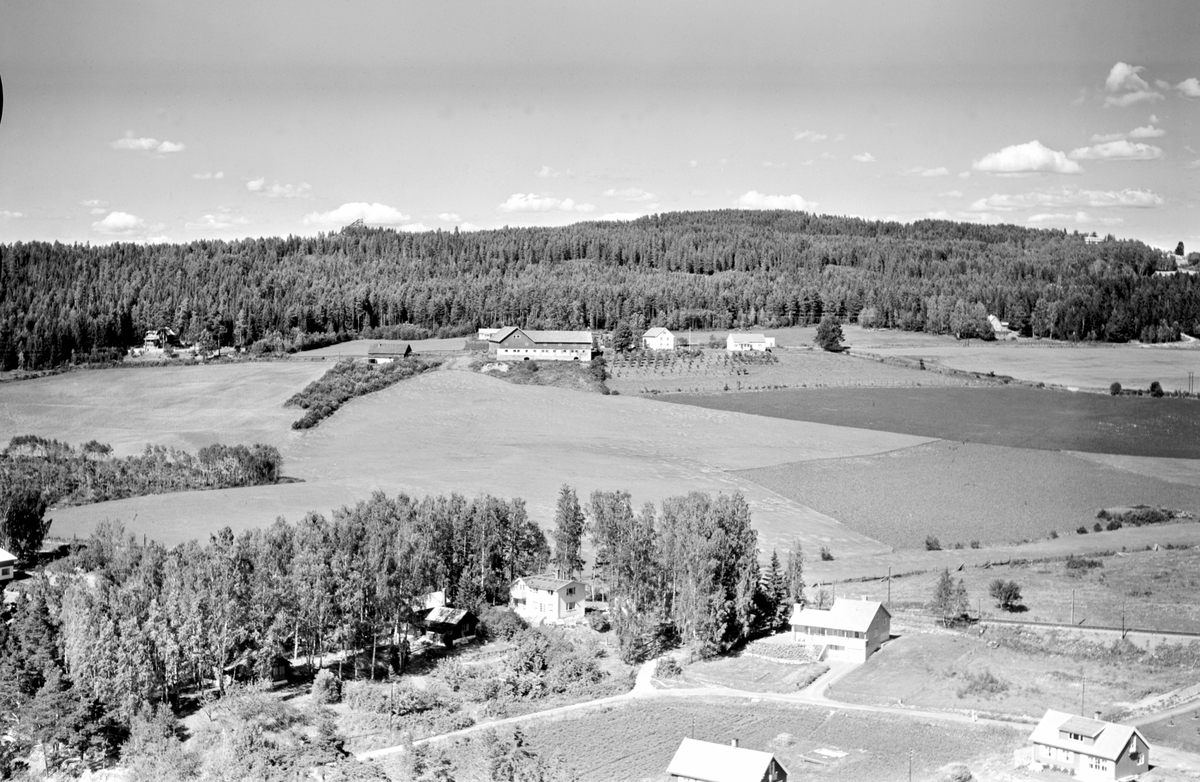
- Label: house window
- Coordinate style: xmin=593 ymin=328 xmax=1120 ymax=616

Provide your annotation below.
xmin=567 ymin=602 xmax=576 ymax=610
xmin=1088 ymin=757 xmax=1107 ymax=771
xmin=567 ymin=587 xmax=575 ymax=595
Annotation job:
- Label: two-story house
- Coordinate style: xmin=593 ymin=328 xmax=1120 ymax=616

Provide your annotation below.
xmin=790 ymin=598 xmax=891 ymax=663
xmin=1029 ymin=710 xmax=1150 ymax=780
xmin=641 ymin=327 xmax=676 ymax=351
xmin=666 ymin=738 xmax=788 ymax=782
xmin=510 ymin=574 xmax=586 ymax=624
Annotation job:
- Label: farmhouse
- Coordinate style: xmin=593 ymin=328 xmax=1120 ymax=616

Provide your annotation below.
xmin=726 ymin=333 xmax=775 ymax=352
xmin=0 ymin=547 xmax=15 ymax=584
xmin=642 ymin=327 xmax=677 ymax=351
xmin=987 ymin=315 xmax=1017 ymax=341
xmin=366 ymin=341 xmax=412 ymax=363
xmin=666 ymin=738 xmax=788 ymax=782
xmin=142 ymin=327 xmax=182 ymax=351
xmin=414 ymin=606 xmax=479 ymax=646
xmin=510 ymin=574 xmax=586 ymax=624
xmin=1028 ymin=710 xmax=1149 ymax=780
xmin=487 ymin=326 xmax=595 ymax=362
xmin=477 ymin=328 xmax=501 ymax=341
xmin=790 ymin=598 xmax=891 ymax=663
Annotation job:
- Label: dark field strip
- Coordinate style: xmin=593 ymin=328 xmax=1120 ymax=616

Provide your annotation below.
xmin=737 ymin=441 xmax=1200 ymax=550
xmin=659 ymin=386 xmax=1200 ymax=459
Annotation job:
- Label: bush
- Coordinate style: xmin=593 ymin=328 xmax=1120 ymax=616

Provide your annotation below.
xmin=969 ymin=540 xmax=980 ymax=549
xmin=478 ymin=607 xmax=528 ymax=642
xmin=587 ymin=611 xmax=611 ymax=633
xmin=1076 ymin=525 xmax=1088 ymax=535
xmin=654 ymin=658 xmax=682 ymax=679
xmin=819 ymin=546 xmax=834 ymax=561
xmin=311 ymin=669 xmax=342 ymax=704
xmin=1048 ymin=530 xmax=1058 ymax=539
xmin=988 ymin=579 xmax=1023 ymax=612
xmin=955 ymin=669 xmax=1009 ymax=699
xmin=1093 ymin=522 xmax=1103 ymax=532
xmin=1110 ymin=382 xmax=1122 ymax=396
xmin=925 ymin=536 xmax=942 ymax=551
xmin=1150 ymin=381 xmax=1164 ymax=398
xmin=1106 ymin=519 xmax=1123 ymax=531
xmin=1065 ymin=555 xmax=1102 ymax=571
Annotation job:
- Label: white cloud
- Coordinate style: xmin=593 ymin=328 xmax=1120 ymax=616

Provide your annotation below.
xmin=496 ymin=193 xmax=596 ymax=213
xmin=1104 ymin=90 xmax=1165 ymax=108
xmin=820 ymin=151 xmax=835 ymax=160
xmin=193 ymin=171 xmax=225 ymax=180
xmin=0 ymin=210 xmax=23 ymax=219
xmin=940 ymin=190 xmax=964 ymax=198
xmin=302 ymin=202 xmax=412 ymax=227
xmin=438 ymin=213 xmax=461 ymax=222
xmin=900 ymin=166 xmax=949 ymax=177
xmin=1155 ymin=79 xmax=1171 ymax=90
xmin=246 ymin=179 xmax=312 ymax=198
xmin=1090 ymin=125 xmax=1165 ymax=142
xmin=185 ymin=213 xmax=250 ymax=231
xmin=690 ymin=189 xmax=708 ymax=197
xmin=1177 ymin=78 xmax=1200 ymax=98
xmin=735 ymin=191 xmax=817 ymax=211
xmin=399 ymin=223 xmax=430 ymax=233
xmin=603 ymin=187 xmax=655 ymax=202
xmin=140 ymin=235 xmax=173 ymax=244
xmin=852 ymin=152 xmax=877 ymax=163
xmin=1185 ymin=160 xmax=1200 ymax=170
xmin=110 ymin=134 xmax=185 ymax=153
xmin=688 ymin=160 xmax=698 ymax=168
xmin=457 ymin=222 xmax=481 ymax=231
xmin=926 ymin=210 xmax=1000 ymax=224
xmin=1027 ymin=212 xmax=1123 ymax=226
xmin=1106 ymin=62 xmax=1150 ymax=93
xmin=972 ymin=140 xmax=1082 ymax=175
xmin=970 ymin=187 xmax=1163 ymax=212
xmin=80 ymin=199 xmax=104 ymax=207
xmin=793 ymin=130 xmax=828 ymax=142
xmin=91 ymin=211 xmax=146 ymax=235
xmin=1068 ymin=140 xmax=1163 ymax=161
xmin=535 ymin=165 xmax=569 ymax=178
xmin=600 ymin=212 xmax=642 ymax=221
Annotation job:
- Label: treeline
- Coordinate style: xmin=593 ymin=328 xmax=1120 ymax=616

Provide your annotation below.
xmin=285 ymin=357 xmax=442 ymax=429
xmin=0 ymin=435 xmax=282 ymax=509
xmin=2 ymin=211 xmax=1195 ymax=369
xmin=553 ymin=486 xmax=804 ymax=661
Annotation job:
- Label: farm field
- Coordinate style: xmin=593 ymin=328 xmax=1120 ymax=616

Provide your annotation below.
xmin=661 ymin=653 xmax=828 ymax=694
xmin=661 ymin=385 xmax=1200 ymax=458
xmin=607 ymin=346 xmax=974 ymax=396
xmin=880 ymin=546 xmax=1200 ymax=634
xmin=1141 ymin=704 xmax=1200 ymax=754
xmin=831 ymin=623 xmax=1200 ymax=723
xmin=738 ymin=440 xmax=1200 ymax=549
xmin=0 ymin=362 xmax=326 ymax=456
xmin=22 ymin=369 xmax=930 ymax=552
xmin=297 ymin=337 xmax=468 ymax=357
xmin=509 ymin=696 xmax=1020 ymax=782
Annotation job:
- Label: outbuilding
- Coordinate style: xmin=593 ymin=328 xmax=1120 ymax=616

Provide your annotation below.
xmin=414 ymin=606 xmax=479 ymax=647
xmin=726 ymin=333 xmax=775 ymax=352
xmin=366 ymin=341 xmax=413 ymax=363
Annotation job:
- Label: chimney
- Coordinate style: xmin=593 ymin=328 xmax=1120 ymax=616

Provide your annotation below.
xmin=1094 ymin=711 xmax=1102 ymax=721
xmin=730 ymin=738 xmax=739 ymax=749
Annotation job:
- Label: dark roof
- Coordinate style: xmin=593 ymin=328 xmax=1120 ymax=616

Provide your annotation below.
xmin=488 ymin=326 xmax=521 ymax=343
xmin=367 ymin=341 xmax=411 ymax=357
xmin=517 ymin=574 xmax=583 ymax=592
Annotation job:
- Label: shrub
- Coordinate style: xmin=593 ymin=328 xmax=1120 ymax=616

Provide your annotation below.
xmin=1093 ymin=522 xmax=1103 ymax=532
xmin=925 ymin=536 xmax=942 ymax=551
xmin=1110 ymin=382 xmax=1122 ymax=396
xmin=819 ymin=546 xmax=834 ymax=561
xmin=988 ymin=579 xmax=1022 ymax=612
xmin=1106 ymin=519 xmax=1123 ymax=531
xmin=1049 ymin=530 xmax=1058 ymax=539
xmin=969 ymin=540 xmax=980 ymax=549
xmin=955 ymin=669 xmax=1009 ymax=699
xmin=1076 ymin=526 xmax=1088 ymax=535
xmin=1150 ymin=381 xmax=1164 ymax=398
xmin=478 ymin=607 xmax=528 ymax=642
xmin=587 ymin=611 xmax=611 ymax=633
xmin=654 ymin=658 xmax=682 ymax=679
xmin=311 ymin=669 xmax=341 ymax=704
xmin=1065 ymin=555 xmax=1102 ymax=571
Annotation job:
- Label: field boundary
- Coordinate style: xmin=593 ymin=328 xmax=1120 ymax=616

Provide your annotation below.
xmin=892 ymin=609 xmax=1200 ymax=640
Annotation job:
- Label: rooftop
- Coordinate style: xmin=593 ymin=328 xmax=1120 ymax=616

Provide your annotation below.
xmin=665 ymin=738 xmax=782 ymax=782
xmin=1029 ymin=709 xmax=1144 ymax=762
xmin=792 ymin=597 xmax=889 ymax=633
xmin=517 ymin=574 xmax=583 ymax=592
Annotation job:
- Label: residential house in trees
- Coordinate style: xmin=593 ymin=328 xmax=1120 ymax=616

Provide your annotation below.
xmin=1027 ymin=710 xmax=1149 ymax=780
xmin=414 ymin=607 xmax=479 ymax=647
xmin=0 ymin=547 xmax=15 ymax=584
xmin=366 ymin=341 xmax=412 ymax=363
xmin=510 ymin=574 xmax=586 ymax=623
xmin=666 ymin=738 xmax=788 ymax=782
xmin=487 ymin=327 xmax=595 ymax=362
xmin=790 ymin=598 xmax=891 ymax=663
xmin=726 ymin=333 xmax=775 ymax=352
xmin=641 ymin=327 xmax=677 ymax=351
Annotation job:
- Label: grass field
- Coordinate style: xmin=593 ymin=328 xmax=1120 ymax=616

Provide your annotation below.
xmin=738 ymin=440 xmax=1200 ymax=549
xmin=1141 ymin=705 xmax=1200 ymax=754
xmin=663 ymin=653 xmax=828 ymax=694
xmin=20 ymin=369 xmax=928 ymax=553
xmin=661 ymin=385 xmax=1200 ymax=458
xmin=297 ymin=338 xmax=468 ymax=357
xmin=832 ymin=622 xmax=1200 ymax=724
xmin=512 ymin=696 xmax=1020 ymax=782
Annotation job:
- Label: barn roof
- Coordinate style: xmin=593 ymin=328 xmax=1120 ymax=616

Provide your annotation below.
xmin=665 ymin=738 xmax=783 ymax=782
xmin=488 ymin=326 xmax=521 ymax=343
xmin=791 ymin=598 xmax=889 ymax=633
xmin=366 ymin=341 xmax=411 ymax=357
xmin=523 ymin=330 xmax=593 ymax=345
xmin=1029 ymin=710 xmax=1146 ymax=762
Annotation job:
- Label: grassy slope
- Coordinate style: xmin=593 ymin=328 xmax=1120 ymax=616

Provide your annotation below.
xmin=738 ymin=440 xmax=1200 ymax=549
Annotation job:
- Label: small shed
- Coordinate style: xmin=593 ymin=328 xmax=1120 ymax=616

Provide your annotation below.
xmin=223 ymin=650 xmax=293 ymax=684
xmin=415 ymin=606 xmax=479 ymax=647
xmin=366 ymin=341 xmax=413 ymax=363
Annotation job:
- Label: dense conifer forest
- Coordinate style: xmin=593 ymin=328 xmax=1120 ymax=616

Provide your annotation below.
xmin=2 ymin=211 xmax=1195 ymax=370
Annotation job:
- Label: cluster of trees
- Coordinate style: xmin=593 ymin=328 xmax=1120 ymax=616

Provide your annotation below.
xmin=2 ymin=211 xmax=1194 ymax=370
xmin=0 ymin=490 xmax=547 ymax=772
xmin=551 ymin=486 xmax=803 ymax=661
xmin=930 ymin=569 xmax=1024 ymax=625
xmin=284 ymin=357 xmax=442 ymax=428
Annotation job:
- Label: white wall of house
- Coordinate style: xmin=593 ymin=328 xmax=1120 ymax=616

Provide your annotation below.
xmin=642 ymin=330 xmax=676 ymax=350
xmin=495 ymin=347 xmax=591 ymax=362
xmin=510 ymin=580 xmax=586 ymax=623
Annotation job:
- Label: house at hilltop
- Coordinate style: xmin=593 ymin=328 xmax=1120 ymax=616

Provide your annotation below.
xmin=0 ymin=547 xmax=16 ymax=585
xmin=510 ymin=574 xmax=586 ymax=624
xmin=1027 ymin=709 xmax=1149 ymax=780
xmin=366 ymin=341 xmax=412 ymax=363
xmin=666 ymin=738 xmax=788 ymax=782
xmin=487 ymin=326 xmax=594 ymax=362
xmin=726 ymin=333 xmax=775 ymax=352
xmin=642 ymin=327 xmax=676 ymax=351
xmin=790 ymin=598 xmax=891 ymax=663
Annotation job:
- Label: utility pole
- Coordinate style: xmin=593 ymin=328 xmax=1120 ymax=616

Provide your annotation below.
xmin=1081 ymin=671 xmax=1085 ymax=716
xmin=887 ymin=566 xmax=891 ymax=607
xmin=1071 ymin=590 xmax=1075 ymax=625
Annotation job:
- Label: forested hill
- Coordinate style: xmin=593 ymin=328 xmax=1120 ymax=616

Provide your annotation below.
xmin=2 ymin=210 xmax=1196 ymax=369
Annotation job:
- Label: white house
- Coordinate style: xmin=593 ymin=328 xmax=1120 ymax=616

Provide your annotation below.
xmin=726 ymin=333 xmax=775 ymax=352
xmin=1028 ymin=710 xmax=1149 ymax=780
xmin=510 ymin=574 xmax=586 ymax=623
xmin=477 ymin=328 xmax=501 ymax=341
xmin=487 ymin=327 xmax=595 ymax=362
xmin=0 ymin=547 xmax=16 ymax=585
xmin=642 ymin=327 xmax=677 ymax=351
xmin=365 ymin=341 xmax=412 ymax=363
xmin=666 ymin=738 xmax=788 ymax=782
xmin=790 ymin=598 xmax=891 ymax=663
xmin=987 ymin=315 xmax=1017 ymax=341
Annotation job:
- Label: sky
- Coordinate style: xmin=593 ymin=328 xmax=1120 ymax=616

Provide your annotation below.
xmin=1 ymin=1 xmax=1198 ymax=250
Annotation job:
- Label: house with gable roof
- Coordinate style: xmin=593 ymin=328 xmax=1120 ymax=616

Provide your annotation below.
xmin=510 ymin=574 xmax=586 ymax=623
xmin=666 ymin=738 xmax=788 ymax=782
xmin=1028 ymin=709 xmax=1149 ymax=780
xmin=366 ymin=341 xmax=412 ymax=363
xmin=790 ymin=597 xmax=891 ymax=663
xmin=641 ymin=327 xmax=677 ymax=351
xmin=726 ymin=333 xmax=775 ymax=352
xmin=0 ymin=547 xmax=16 ymax=585
xmin=487 ymin=326 xmax=595 ymax=362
